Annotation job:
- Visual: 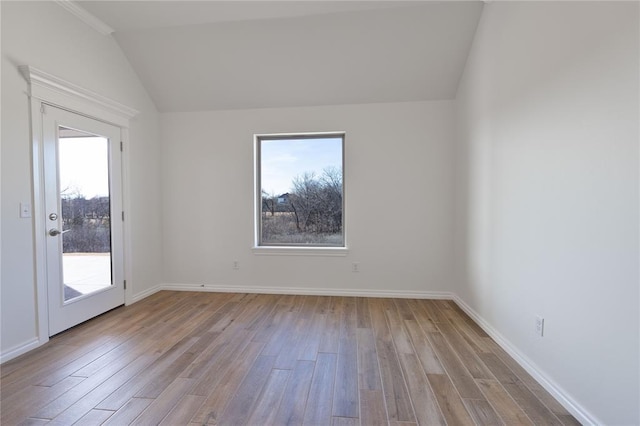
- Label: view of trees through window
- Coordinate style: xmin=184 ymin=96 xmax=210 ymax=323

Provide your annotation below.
xmin=59 ymin=134 xmax=112 ymax=254
xmin=258 ymin=134 xmax=344 ymax=246
xmin=61 ymin=194 xmax=111 ymax=253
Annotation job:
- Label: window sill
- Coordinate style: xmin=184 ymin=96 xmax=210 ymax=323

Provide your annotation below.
xmin=252 ymin=246 xmax=349 ymax=257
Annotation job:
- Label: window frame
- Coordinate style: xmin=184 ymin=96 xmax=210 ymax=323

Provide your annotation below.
xmin=254 ymin=132 xmax=347 ymax=254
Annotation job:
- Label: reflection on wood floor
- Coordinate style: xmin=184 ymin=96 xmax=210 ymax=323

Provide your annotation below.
xmin=0 ymin=291 xmax=580 ymax=425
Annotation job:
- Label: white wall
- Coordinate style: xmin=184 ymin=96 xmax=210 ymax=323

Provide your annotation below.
xmin=161 ymin=101 xmax=455 ymax=295
xmin=3 ymin=2 xmax=636 ymax=422
xmin=454 ymin=2 xmax=639 ymax=424
xmin=1 ymin=1 xmax=162 ymax=358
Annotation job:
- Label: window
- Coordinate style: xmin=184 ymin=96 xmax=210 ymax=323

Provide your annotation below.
xmin=255 ymin=133 xmax=345 ymax=248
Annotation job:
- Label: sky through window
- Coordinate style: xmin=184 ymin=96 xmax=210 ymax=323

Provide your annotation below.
xmin=260 ymin=137 xmax=342 ymax=195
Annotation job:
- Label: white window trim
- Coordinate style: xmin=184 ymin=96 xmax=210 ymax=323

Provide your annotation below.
xmin=254 ymin=131 xmax=347 ymax=254
xmin=252 ymin=246 xmax=349 ymax=257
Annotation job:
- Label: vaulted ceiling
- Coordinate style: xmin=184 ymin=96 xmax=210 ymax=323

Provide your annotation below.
xmin=75 ymin=1 xmax=484 ymax=112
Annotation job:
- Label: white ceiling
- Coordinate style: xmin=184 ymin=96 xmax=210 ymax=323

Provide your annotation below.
xmin=80 ymin=1 xmax=426 ymax=31
xmin=75 ymin=1 xmax=484 ymax=112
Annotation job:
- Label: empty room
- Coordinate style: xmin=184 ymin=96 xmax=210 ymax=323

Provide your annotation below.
xmin=1 ymin=1 xmax=638 ymax=425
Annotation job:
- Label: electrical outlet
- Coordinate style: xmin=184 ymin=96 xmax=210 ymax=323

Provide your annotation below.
xmin=352 ymin=262 xmax=359 ymax=273
xmin=535 ymin=316 xmax=544 ymax=337
xmin=233 ymin=260 xmax=240 ymax=270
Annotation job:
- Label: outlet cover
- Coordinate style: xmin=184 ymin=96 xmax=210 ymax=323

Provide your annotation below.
xmin=535 ymin=316 xmax=544 ymax=337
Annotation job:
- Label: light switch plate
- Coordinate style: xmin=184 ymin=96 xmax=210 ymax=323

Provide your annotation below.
xmin=20 ymin=203 xmax=32 ymax=218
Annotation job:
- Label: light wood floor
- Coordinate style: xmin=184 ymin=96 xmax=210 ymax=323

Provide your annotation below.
xmin=0 ymin=291 xmax=580 ymax=425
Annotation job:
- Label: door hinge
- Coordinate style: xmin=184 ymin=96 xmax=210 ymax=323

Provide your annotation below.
xmin=41 ymin=104 xmax=46 ymax=114
xmin=120 ymin=141 xmax=124 ymax=152
xmin=121 ymin=211 xmax=125 ymax=221
xmin=124 ymin=280 xmax=127 ymax=290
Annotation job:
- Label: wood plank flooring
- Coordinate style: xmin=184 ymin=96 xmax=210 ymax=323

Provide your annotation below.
xmin=0 ymin=291 xmax=580 ymax=425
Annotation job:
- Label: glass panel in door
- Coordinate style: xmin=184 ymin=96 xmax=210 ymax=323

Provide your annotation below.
xmin=58 ymin=126 xmax=112 ymax=301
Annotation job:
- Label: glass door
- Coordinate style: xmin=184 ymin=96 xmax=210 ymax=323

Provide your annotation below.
xmin=59 ymin=126 xmax=113 ymax=301
xmin=43 ymin=105 xmax=125 ymax=335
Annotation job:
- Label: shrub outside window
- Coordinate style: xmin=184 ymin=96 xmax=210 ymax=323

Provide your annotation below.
xmin=255 ymin=133 xmax=345 ymax=247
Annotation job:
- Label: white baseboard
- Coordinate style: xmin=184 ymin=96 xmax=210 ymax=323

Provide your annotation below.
xmin=128 ymin=285 xmax=162 ymax=305
xmin=0 ymin=283 xmax=598 ymax=426
xmin=158 ymin=282 xmax=454 ymax=300
xmin=451 ymin=295 xmax=600 ymax=426
xmin=0 ymin=337 xmax=42 ymax=364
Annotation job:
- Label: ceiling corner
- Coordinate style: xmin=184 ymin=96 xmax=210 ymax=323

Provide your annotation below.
xmin=53 ymin=0 xmax=115 ymax=36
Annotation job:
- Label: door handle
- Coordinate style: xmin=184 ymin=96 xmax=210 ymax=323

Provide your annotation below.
xmin=48 ymin=229 xmax=70 ymax=236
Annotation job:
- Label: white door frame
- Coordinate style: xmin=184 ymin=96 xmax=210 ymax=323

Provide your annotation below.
xmin=43 ymin=106 xmax=125 ymax=334
xmin=21 ymin=66 xmax=138 ymax=345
